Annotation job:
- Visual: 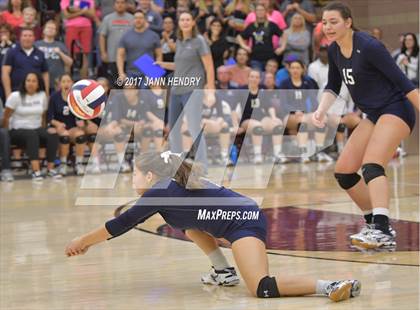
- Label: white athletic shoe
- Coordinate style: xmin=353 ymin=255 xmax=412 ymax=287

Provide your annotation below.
xmin=1 ymin=169 xmax=14 ymax=182
xmin=120 ymin=160 xmax=132 ymax=173
xmin=351 ymin=226 xmax=396 ymax=249
xmin=254 ymin=154 xmax=263 ymax=165
xmin=88 ymin=163 xmax=101 ymax=174
xmin=326 ymin=280 xmax=361 ymax=302
xmin=275 ymin=153 xmax=290 ymax=164
xmin=58 ymin=164 xmax=67 ymax=176
xmin=316 ymin=152 xmax=334 ymax=162
xmin=300 ymin=155 xmax=311 ymax=164
xmin=201 ymin=266 xmax=240 ymax=286
xmin=75 ymin=164 xmax=85 ymax=176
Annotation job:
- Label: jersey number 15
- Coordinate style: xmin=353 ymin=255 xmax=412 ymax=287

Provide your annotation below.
xmin=342 ymin=69 xmax=355 ymax=85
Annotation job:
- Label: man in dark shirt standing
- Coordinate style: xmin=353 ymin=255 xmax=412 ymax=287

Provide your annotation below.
xmin=2 ymin=28 xmax=50 ymax=99
xmin=237 ymin=4 xmax=283 ymax=72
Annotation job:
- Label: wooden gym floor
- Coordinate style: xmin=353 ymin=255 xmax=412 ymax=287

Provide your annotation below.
xmin=1 ymin=156 xmax=419 ymax=309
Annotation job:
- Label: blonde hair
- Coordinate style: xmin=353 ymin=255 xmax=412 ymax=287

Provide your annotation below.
xmin=198 ymin=0 xmax=221 ymax=12
xmin=290 ymin=13 xmax=306 ymax=32
xmin=225 ymin=0 xmax=250 ymax=15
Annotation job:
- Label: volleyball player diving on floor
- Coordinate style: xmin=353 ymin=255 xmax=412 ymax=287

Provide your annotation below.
xmin=312 ymin=2 xmax=419 ymax=250
xmin=65 ymin=151 xmax=361 ymax=302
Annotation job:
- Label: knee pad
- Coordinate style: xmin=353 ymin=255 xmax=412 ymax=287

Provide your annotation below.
xmin=297 ymin=122 xmax=307 ymax=132
xmin=87 ymin=134 xmax=96 ymax=143
xmin=362 ymin=163 xmax=385 ymax=184
xmin=252 ymin=126 xmax=264 ymax=136
xmin=75 ymin=135 xmax=87 ymax=144
xmin=220 ymin=126 xmax=230 ymax=134
xmin=334 ymin=172 xmax=361 ymax=190
xmin=143 ymin=128 xmax=154 ymax=137
xmin=59 ymin=136 xmax=70 ymax=144
xmin=256 ymin=276 xmax=280 ymax=298
xmin=114 ymin=133 xmax=126 ymax=143
xmin=337 ymin=123 xmax=346 ymax=133
xmin=272 ymin=125 xmax=284 ymax=135
xmin=154 ymin=129 xmax=164 ymax=137
xmin=315 ymin=126 xmax=325 ymax=133
xmin=182 ymin=130 xmax=191 ymax=137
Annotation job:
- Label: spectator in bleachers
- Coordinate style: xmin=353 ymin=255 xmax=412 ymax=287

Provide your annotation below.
xmin=224 ymin=0 xmax=250 ymax=43
xmin=0 ymin=99 xmax=14 ymax=182
xmin=263 ymin=71 xmax=276 ymax=89
xmin=48 ymin=73 xmax=86 ymax=176
xmin=161 ymin=16 xmax=176 ymax=64
xmin=396 ymin=33 xmax=419 ymax=86
xmin=14 ymin=6 xmax=41 ymax=40
xmin=237 ymin=4 xmax=283 ymax=71
xmin=312 ymin=20 xmax=330 ymax=59
xmin=35 ymin=20 xmax=73 ymax=93
xmin=61 ymin=0 xmax=97 ymax=79
xmin=261 ymin=58 xmax=278 ymax=84
xmin=370 ymin=27 xmax=382 ymax=41
xmin=276 ymin=13 xmax=310 ymax=65
xmin=196 ymin=0 xmax=224 ymax=34
xmin=2 ymin=0 xmax=26 ymax=29
xmin=216 ymin=65 xmax=235 ymax=89
xmin=98 ymin=0 xmax=136 ymax=18
xmin=117 ymin=10 xmax=162 ymax=84
xmin=99 ymin=0 xmax=134 ymax=87
xmin=0 ymin=23 xmax=16 ymax=102
xmin=275 ymin=53 xmax=298 ymax=86
xmin=205 ymin=18 xmax=229 ymax=71
xmin=2 ymin=72 xmax=60 ymax=181
xmin=280 ymin=0 xmax=316 ymax=30
xmin=2 ymin=28 xmax=50 ymax=99
xmin=226 ymin=47 xmax=251 ymax=88
xmin=391 ymin=33 xmax=405 ymax=59
xmin=138 ymin=0 xmax=163 ymax=33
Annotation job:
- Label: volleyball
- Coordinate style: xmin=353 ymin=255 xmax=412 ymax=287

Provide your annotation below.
xmin=68 ymin=79 xmax=106 ymax=120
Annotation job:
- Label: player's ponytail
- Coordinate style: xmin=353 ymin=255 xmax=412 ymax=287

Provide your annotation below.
xmin=323 ymin=2 xmax=359 ymax=31
xmin=135 ymin=151 xmax=204 ymax=189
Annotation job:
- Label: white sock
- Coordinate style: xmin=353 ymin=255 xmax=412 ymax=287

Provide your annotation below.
xmin=337 ymin=141 xmax=344 ymax=153
xmin=316 ymin=280 xmax=333 ymax=295
xmin=76 ymin=156 xmax=83 ymax=164
xmin=208 ymin=248 xmax=230 ymax=271
xmin=363 ymin=210 xmax=373 ymax=215
xmin=373 ymin=207 xmax=389 ymax=217
xmin=254 ymin=145 xmax=262 ymax=155
xmin=60 ymin=157 xmax=67 ymax=164
xmin=273 ymin=144 xmax=282 ymax=155
xmin=117 ymin=153 xmax=125 ymax=163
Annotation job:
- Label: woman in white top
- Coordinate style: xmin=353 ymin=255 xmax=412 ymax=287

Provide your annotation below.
xmin=396 ymin=33 xmax=419 ymax=86
xmin=2 ymin=72 xmax=60 ymax=181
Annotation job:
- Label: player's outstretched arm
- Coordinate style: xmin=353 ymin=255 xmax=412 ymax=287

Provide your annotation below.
xmin=65 ymin=226 xmax=112 ymax=257
xmin=312 ymin=91 xmax=337 ymax=127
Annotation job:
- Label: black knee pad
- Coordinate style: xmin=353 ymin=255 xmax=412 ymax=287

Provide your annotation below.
xmin=182 ymin=130 xmax=191 ymax=137
xmin=272 ymin=125 xmax=284 ymax=135
xmin=59 ymin=136 xmax=70 ymax=144
xmin=87 ymin=134 xmax=96 ymax=143
xmin=297 ymin=122 xmax=307 ymax=132
xmin=220 ymin=126 xmax=230 ymax=134
xmin=252 ymin=126 xmax=264 ymax=136
xmin=256 ymin=276 xmax=280 ymax=298
xmin=315 ymin=126 xmax=325 ymax=133
xmin=75 ymin=135 xmax=87 ymax=144
xmin=143 ymin=128 xmax=154 ymax=137
xmin=114 ymin=133 xmax=126 ymax=142
xmin=337 ymin=123 xmax=346 ymax=133
xmin=154 ymin=129 xmax=164 ymax=137
xmin=362 ymin=163 xmax=386 ymax=184
xmin=334 ymin=172 xmax=361 ymax=190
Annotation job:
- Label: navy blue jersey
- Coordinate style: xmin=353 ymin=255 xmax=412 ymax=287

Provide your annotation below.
xmin=325 ymin=31 xmax=416 ymax=113
xmin=278 ymin=77 xmax=319 ymax=113
xmin=238 ymin=88 xmax=271 ymax=122
xmin=140 ymin=89 xmax=166 ymax=121
xmin=202 ymin=100 xmax=225 ymax=120
xmin=112 ymin=91 xmax=144 ymax=122
xmin=47 ymin=91 xmax=77 ymax=129
xmin=105 ymin=178 xmax=265 ymax=242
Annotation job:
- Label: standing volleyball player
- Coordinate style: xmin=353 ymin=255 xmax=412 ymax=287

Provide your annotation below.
xmin=65 ymin=151 xmax=361 ymax=302
xmin=313 ymin=2 xmax=419 ymax=249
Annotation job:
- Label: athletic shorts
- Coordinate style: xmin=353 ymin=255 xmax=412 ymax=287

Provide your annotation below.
xmin=225 ymin=212 xmax=267 ymax=244
xmin=65 ymin=26 xmax=93 ymax=53
xmin=366 ymin=100 xmax=416 ymax=132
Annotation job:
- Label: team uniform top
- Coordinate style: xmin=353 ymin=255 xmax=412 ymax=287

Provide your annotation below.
xmin=325 ymin=31 xmax=416 ymax=129
xmin=105 ymin=178 xmax=267 ymax=243
xmin=47 ymin=91 xmax=78 ymax=129
xmin=112 ymin=91 xmax=145 ymax=122
xmin=278 ymin=77 xmax=319 ymax=115
xmin=202 ymin=98 xmax=232 ymax=123
xmin=140 ymin=90 xmax=166 ymax=122
xmin=101 ymin=96 xmax=123 ymax=125
xmin=237 ymin=89 xmax=272 ymax=123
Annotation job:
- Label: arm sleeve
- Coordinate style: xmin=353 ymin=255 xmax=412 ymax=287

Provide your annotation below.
xmin=271 ymin=23 xmax=283 ymax=37
xmin=240 ymin=25 xmax=253 ymax=40
xmin=105 ymin=196 xmax=159 ymax=239
xmin=47 ymin=95 xmax=55 ymax=122
xmin=118 ymin=33 xmax=127 ymax=49
xmin=197 ymin=35 xmax=211 ymax=56
xmin=5 ymin=92 xmax=20 ymax=110
xmin=367 ymin=39 xmax=416 ymax=94
xmin=4 ymin=48 xmax=14 ymax=66
xmin=41 ymin=54 xmax=49 ymax=72
xmin=324 ymin=46 xmax=342 ymax=96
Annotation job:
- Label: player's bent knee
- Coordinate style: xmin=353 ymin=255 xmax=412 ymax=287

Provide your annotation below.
xmin=256 ymin=276 xmax=280 ymax=298
xmin=334 ymin=172 xmax=361 ymax=190
xmin=59 ymin=136 xmax=70 ymax=144
xmin=75 ymin=135 xmax=87 ymax=144
xmin=272 ymin=125 xmax=284 ymax=135
xmin=362 ymin=163 xmax=385 ymax=184
xmin=87 ymin=134 xmax=96 ymax=143
xmin=252 ymin=126 xmax=264 ymax=136
xmin=143 ymin=128 xmax=154 ymax=137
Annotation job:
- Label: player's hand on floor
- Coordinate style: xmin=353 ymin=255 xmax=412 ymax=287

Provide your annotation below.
xmin=65 ymin=237 xmax=89 ymax=257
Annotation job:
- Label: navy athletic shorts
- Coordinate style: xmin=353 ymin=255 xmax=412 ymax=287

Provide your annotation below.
xmin=225 ymin=211 xmax=267 ymax=244
xmin=366 ymin=100 xmax=416 ymax=132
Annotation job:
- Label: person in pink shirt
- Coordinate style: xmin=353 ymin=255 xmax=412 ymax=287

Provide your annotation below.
xmin=312 ymin=21 xmax=331 ymax=58
xmin=61 ymin=0 xmax=97 ymax=78
xmin=226 ymin=47 xmax=252 ymax=88
xmin=244 ymin=0 xmax=287 ymax=48
xmin=2 ymin=0 xmax=26 ymax=29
